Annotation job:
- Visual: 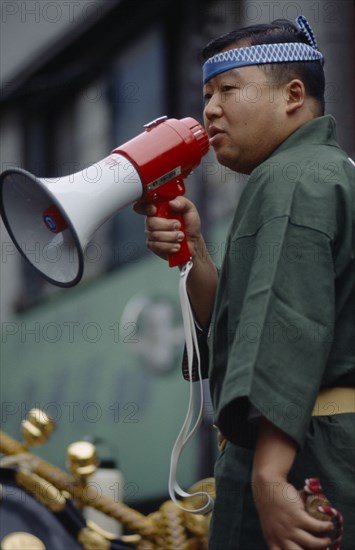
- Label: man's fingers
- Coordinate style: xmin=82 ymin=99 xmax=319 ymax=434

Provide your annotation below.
xmin=133 ymin=203 xmax=157 ymax=216
xmin=146 ymin=239 xmax=181 ymax=256
xmin=145 ymin=216 xmax=181 ymax=233
xmin=301 ymin=510 xmax=334 ymax=534
xmin=295 ymin=513 xmax=334 ymax=549
xmin=312 ymin=519 xmax=334 ymax=534
xmin=134 ymin=197 xmax=191 ymax=217
xmin=146 ymin=229 xmax=184 ymax=243
xmin=295 ymin=530 xmax=332 ymax=550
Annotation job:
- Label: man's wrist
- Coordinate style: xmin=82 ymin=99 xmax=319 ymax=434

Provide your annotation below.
xmin=252 ymin=417 xmax=297 ymax=486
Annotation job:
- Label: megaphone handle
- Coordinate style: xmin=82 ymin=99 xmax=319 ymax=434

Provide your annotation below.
xmin=155 ymin=201 xmax=192 ymax=268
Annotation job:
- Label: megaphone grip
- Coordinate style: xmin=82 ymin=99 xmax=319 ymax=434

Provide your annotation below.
xmin=155 ymin=201 xmax=192 ymax=268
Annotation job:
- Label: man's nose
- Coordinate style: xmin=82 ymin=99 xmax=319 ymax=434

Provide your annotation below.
xmin=204 ymin=94 xmax=223 ymax=120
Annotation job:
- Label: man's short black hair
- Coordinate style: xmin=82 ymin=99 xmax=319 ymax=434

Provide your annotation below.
xmin=202 ymin=19 xmax=325 ymax=116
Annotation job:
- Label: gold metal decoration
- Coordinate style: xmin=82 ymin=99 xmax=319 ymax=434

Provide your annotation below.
xmin=21 ymin=408 xmax=56 ymax=448
xmin=1 ymin=532 xmax=45 ymax=550
xmin=78 ymin=527 xmax=111 ymax=550
xmin=0 ymin=411 xmax=213 ymax=549
xmin=86 ymin=522 xmax=141 ymax=546
xmin=0 ymin=430 xmax=157 ymax=541
xmin=67 ymin=441 xmax=98 ymax=479
xmin=304 ymin=494 xmax=331 ymax=521
xmin=159 ymin=500 xmax=188 ymax=550
xmin=15 ymin=469 xmax=66 ymax=513
xmin=182 ymin=478 xmax=215 ymax=550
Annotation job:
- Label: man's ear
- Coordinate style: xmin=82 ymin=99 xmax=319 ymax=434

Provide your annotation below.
xmin=284 ymin=79 xmax=306 ymax=113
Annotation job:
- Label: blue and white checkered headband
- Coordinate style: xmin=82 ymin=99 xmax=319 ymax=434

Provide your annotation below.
xmin=203 ymin=15 xmax=323 ymax=84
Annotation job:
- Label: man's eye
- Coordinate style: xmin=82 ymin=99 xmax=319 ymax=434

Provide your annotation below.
xmin=221 ymin=85 xmax=236 ymax=92
xmin=203 ymin=94 xmax=212 ymax=105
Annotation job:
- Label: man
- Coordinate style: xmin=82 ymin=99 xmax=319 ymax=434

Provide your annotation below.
xmin=137 ymin=16 xmax=355 ymax=549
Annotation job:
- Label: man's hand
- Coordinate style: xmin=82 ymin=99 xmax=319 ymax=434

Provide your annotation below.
xmin=252 ymin=417 xmax=333 ymax=549
xmin=134 ymin=197 xmax=218 ymax=328
xmin=252 ymin=476 xmax=333 ymax=549
xmin=134 ymin=197 xmax=202 ymax=261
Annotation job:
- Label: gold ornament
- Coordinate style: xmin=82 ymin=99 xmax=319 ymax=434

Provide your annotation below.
xmin=1 ymin=532 xmax=45 ymax=550
xmin=77 ymin=527 xmax=110 ymax=550
xmin=304 ymin=494 xmax=332 ymax=521
xmin=21 ymin=409 xmax=56 ymax=448
xmin=67 ymin=441 xmax=98 ymax=479
xmin=15 ymin=469 xmax=66 ymax=513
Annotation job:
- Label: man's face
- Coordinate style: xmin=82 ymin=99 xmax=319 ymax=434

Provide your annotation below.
xmin=203 ymin=63 xmax=287 ymax=174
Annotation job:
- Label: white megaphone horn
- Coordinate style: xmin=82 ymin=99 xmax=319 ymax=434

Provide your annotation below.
xmin=0 ymin=116 xmax=209 ymax=287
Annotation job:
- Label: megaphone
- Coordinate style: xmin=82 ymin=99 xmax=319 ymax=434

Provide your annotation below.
xmin=0 ymin=116 xmax=209 ymax=287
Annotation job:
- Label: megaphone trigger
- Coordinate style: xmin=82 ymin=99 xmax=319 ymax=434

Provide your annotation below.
xmin=154 ymin=200 xmax=192 ymax=267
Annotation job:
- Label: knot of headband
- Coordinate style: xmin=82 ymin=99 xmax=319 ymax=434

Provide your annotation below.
xmin=296 ymin=14 xmax=319 ymax=49
xmin=203 ymin=15 xmax=323 ymax=84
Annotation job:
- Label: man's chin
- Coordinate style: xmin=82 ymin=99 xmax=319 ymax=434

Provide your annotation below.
xmin=215 ymin=152 xmax=249 ymax=174
xmin=214 ymin=150 xmax=234 ymax=168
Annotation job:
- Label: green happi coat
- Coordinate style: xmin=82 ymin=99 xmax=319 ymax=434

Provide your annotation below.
xmin=206 ymin=116 xmax=355 ymax=549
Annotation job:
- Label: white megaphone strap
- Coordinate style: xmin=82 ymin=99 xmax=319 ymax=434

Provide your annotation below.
xmin=168 ymin=260 xmax=214 ymax=515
